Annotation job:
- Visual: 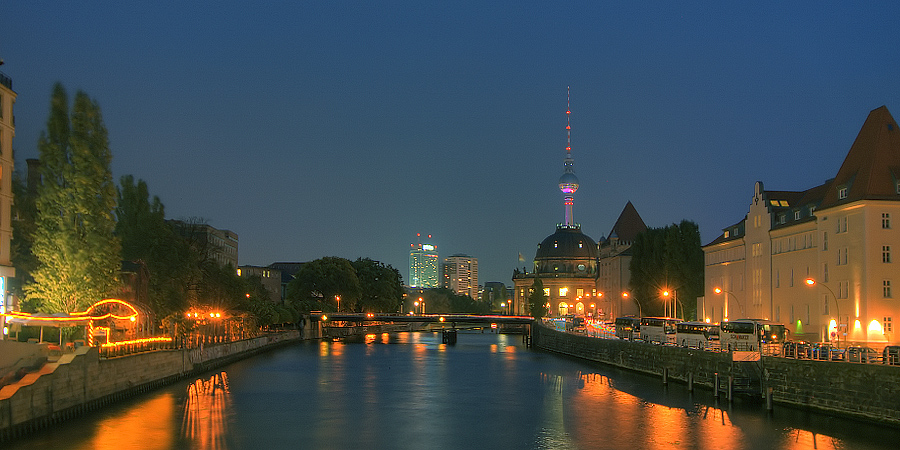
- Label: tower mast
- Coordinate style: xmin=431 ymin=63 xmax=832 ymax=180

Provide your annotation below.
xmin=558 ymin=86 xmax=580 ymax=228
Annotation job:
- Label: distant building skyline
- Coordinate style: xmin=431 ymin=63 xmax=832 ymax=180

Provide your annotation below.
xmin=441 ymin=254 xmax=478 ymax=300
xmin=408 ymin=235 xmax=438 ymax=288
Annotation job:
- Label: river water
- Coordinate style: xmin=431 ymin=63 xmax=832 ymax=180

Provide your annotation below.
xmin=9 ymin=331 xmax=900 ymax=450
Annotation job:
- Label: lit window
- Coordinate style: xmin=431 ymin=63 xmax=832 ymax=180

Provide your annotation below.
xmin=885 ymin=317 xmax=894 ymax=332
xmin=724 ymin=230 xmax=730 ymax=238
xmin=559 ymin=287 xmax=568 ymax=297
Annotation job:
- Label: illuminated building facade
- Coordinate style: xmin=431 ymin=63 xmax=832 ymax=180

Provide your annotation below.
xmin=703 ymin=106 xmax=900 ymax=345
xmin=0 ymin=65 xmax=15 ymax=335
xmin=409 ymin=238 xmax=439 ymax=288
xmin=441 ymin=254 xmax=478 ymax=299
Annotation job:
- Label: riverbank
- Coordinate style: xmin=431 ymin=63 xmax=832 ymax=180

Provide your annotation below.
xmin=0 ymin=330 xmax=302 ymax=442
xmin=533 ymin=322 xmax=900 ymax=427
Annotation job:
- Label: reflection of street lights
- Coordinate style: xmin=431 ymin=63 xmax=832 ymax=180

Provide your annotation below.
xmin=714 ymin=287 xmax=745 ymax=321
xmin=805 ymin=278 xmax=842 ymax=345
xmin=336 ymin=295 xmax=341 ymax=312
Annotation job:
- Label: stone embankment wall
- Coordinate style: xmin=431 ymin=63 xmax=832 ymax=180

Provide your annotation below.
xmin=0 ymin=331 xmax=300 ymax=442
xmin=533 ymin=323 xmax=900 ymax=426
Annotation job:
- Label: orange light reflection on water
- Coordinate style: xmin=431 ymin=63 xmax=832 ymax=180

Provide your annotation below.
xmin=87 ymin=393 xmax=176 ymax=450
xmin=182 ymin=372 xmax=231 ymax=450
xmin=566 ymin=373 xmax=745 ymax=450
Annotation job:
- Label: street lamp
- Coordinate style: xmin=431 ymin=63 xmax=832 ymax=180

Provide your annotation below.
xmin=714 ymin=287 xmax=745 ymax=321
xmin=336 ymin=295 xmax=341 ymax=312
xmin=661 ymin=289 xmax=683 ymax=319
xmin=805 ymin=278 xmax=842 ymax=346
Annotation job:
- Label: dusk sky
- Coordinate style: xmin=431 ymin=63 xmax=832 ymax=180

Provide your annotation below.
xmin=2 ymin=2 xmax=899 ymax=285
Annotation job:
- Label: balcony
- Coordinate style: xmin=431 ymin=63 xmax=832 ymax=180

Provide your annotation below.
xmin=0 ymin=71 xmax=11 ymax=90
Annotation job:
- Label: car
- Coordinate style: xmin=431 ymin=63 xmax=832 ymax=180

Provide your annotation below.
xmin=883 ymin=346 xmax=900 ymax=365
xmin=783 ymin=341 xmax=812 ymax=359
xmin=811 ymin=343 xmax=843 ymax=361
xmin=846 ymin=346 xmax=881 ymax=363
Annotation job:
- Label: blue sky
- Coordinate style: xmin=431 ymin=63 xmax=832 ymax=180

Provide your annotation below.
xmin=2 ymin=2 xmax=899 ymax=284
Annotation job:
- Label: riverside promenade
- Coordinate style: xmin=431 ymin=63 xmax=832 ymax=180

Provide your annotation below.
xmin=0 ymin=329 xmax=303 ymax=442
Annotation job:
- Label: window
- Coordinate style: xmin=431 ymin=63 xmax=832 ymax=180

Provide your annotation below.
xmin=823 ymin=263 xmax=829 ymax=282
xmin=559 ymin=287 xmax=568 ymax=297
xmin=836 ymin=216 xmax=848 ymax=233
xmin=839 ymin=280 xmax=849 ymax=299
xmin=543 ymin=288 xmax=550 ymax=297
xmin=823 ymin=295 xmax=829 ymax=315
xmin=886 ymin=317 xmax=894 ymax=333
xmin=884 ymin=213 xmax=892 ymax=229
xmin=775 ymin=269 xmax=780 ymax=288
xmin=838 ymin=187 xmax=848 ymax=199
xmin=838 ymin=248 xmax=848 ymax=265
xmin=884 ymin=246 xmax=892 ymax=263
xmin=795 ymin=210 xmax=801 ymax=220
xmin=778 ymin=214 xmax=786 ymax=224
xmin=885 ymin=280 xmax=892 ymax=298
xmin=822 ymin=232 xmax=828 ymax=251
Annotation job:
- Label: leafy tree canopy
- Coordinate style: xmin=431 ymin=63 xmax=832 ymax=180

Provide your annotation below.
xmin=628 ymin=220 xmax=704 ymax=319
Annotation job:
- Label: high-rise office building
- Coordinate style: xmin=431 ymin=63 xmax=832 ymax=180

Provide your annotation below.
xmin=441 ymin=254 xmax=478 ymax=299
xmin=409 ymin=235 xmax=438 ymax=288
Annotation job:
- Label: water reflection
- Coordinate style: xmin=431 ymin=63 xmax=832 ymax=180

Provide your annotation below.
xmin=182 ymin=372 xmax=231 ymax=450
xmin=87 ymin=393 xmax=176 ymax=450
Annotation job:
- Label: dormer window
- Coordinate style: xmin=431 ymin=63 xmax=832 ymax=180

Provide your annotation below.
xmin=794 ymin=210 xmax=801 ymax=220
xmin=724 ymin=230 xmax=730 ymax=238
xmin=838 ymin=187 xmax=848 ymax=199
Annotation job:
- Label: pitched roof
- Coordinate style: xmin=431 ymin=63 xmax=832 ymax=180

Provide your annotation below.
xmin=607 ymin=201 xmax=647 ymax=242
xmin=820 ymin=106 xmax=900 ymax=209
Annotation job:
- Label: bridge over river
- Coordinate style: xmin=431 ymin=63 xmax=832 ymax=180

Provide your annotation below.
xmin=309 ymin=313 xmax=535 ymax=344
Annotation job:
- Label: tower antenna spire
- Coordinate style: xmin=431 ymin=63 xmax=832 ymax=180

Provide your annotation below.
xmin=558 ymin=86 xmax=580 ymax=228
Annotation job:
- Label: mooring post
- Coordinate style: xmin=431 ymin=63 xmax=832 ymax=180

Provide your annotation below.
xmin=728 ymin=375 xmax=734 ymax=401
xmin=766 ymin=387 xmax=774 ymax=411
xmin=714 ymin=372 xmax=720 ymax=398
xmin=662 ymin=368 xmax=668 ymax=385
xmin=688 ymin=372 xmax=694 ymax=392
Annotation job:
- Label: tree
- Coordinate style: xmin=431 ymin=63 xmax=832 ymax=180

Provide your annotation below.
xmin=628 ymin=220 xmax=704 ymax=319
xmin=351 ymin=258 xmax=403 ymax=313
xmin=115 ymin=175 xmax=196 ymax=318
xmin=286 ymin=257 xmax=361 ymax=312
xmin=27 ymin=84 xmax=121 ymax=313
xmin=528 ymin=278 xmax=548 ymax=319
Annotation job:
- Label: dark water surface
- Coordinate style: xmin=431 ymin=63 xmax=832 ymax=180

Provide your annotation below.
xmin=10 ymin=331 xmax=900 ymax=449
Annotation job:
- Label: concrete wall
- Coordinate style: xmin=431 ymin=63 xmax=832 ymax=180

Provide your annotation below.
xmin=534 ymin=324 xmax=900 ymax=426
xmin=0 ymin=331 xmax=299 ymax=441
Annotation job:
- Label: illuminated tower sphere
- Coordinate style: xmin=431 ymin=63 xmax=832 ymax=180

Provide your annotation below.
xmin=558 ymin=88 xmax=579 ymax=227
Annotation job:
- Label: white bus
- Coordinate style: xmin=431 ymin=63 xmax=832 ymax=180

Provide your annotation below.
xmin=720 ymin=319 xmax=786 ymax=352
xmin=639 ymin=317 xmax=680 ymax=344
xmin=614 ymin=317 xmax=641 ymax=340
xmin=675 ymin=322 xmax=720 ymax=349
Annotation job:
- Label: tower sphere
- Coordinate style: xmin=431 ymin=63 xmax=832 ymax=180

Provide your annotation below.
xmin=559 ymin=172 xmax=579 ymax=194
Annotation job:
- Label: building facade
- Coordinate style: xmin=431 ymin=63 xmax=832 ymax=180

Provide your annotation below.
xmin=597 ymin=201 xmax=647 ymax=320
xmin=169 ymin=220 xmax=239 ymax=268
xmin=409 ymin=238 xmax=438 ymax=288
xmin=441 ymin=254 xmax=478 ymax=299
xmin=0 ymin=67 xmax=15 ymax=333
xmin=237 ymin=265 xmax=283 ymax=303
xmin=703 ymin=106 xmax=900 ymax=346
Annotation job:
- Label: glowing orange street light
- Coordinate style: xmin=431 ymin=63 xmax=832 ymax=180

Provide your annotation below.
xmin=805 ymin=278 xmax=842 ymax=345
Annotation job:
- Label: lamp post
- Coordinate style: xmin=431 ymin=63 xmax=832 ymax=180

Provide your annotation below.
xmin=805 ymin=278 xmax=842 ymax=346
xmin=500 ymin=302 xmax=507 ymax=315
xmin=714 ymin=287 xmax=745 ymax=321
xmin=336 ymin=295 xmax=341 ymax=312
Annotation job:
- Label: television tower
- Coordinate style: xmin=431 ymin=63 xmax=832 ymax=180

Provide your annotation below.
xmin=558 ymin=86 xmax=580 ymax=228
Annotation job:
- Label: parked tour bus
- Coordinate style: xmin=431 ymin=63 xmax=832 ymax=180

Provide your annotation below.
xmin=614 ymin=317 xmax=641 ymax=340
xmin=675 ymin=321 xmax=720 ymax=349
xmin=639 ymin=317 xmax=680 ymax=344
xmin=720 ymin=319 xmax=786 ymax=352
